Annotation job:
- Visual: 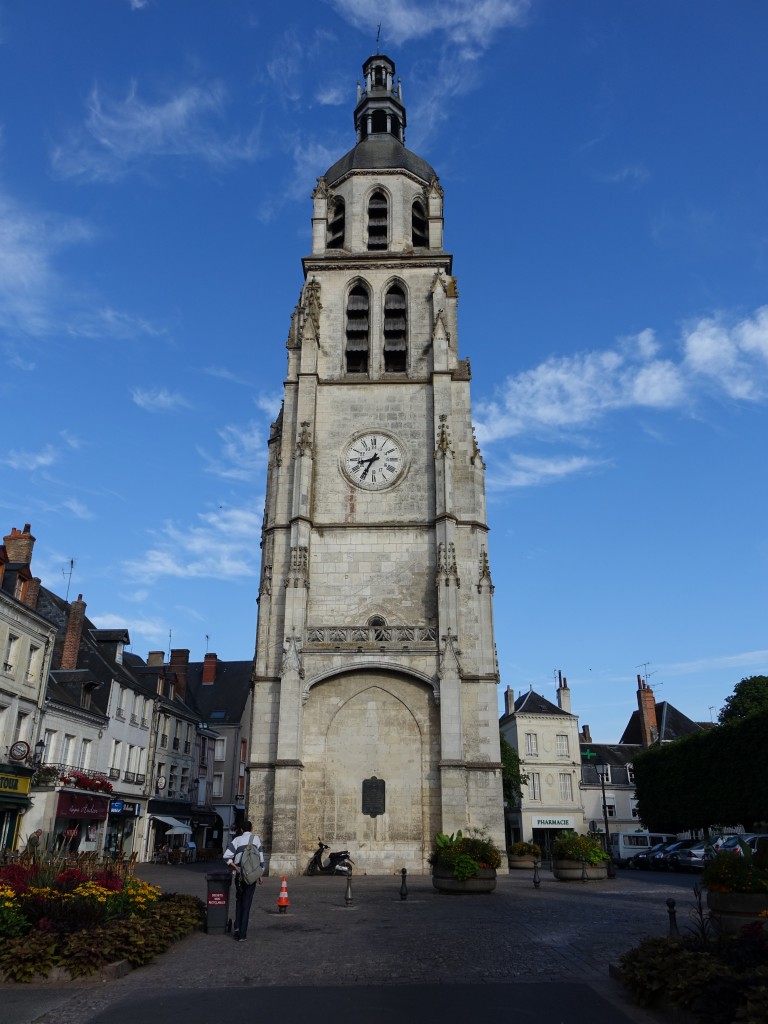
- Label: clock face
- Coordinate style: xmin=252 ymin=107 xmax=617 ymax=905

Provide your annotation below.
xmin=343 ymin=431 xmax=405 ymax=491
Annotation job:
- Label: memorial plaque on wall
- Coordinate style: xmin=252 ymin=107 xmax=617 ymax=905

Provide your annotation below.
xmin=362 ymin=776 xmax=385 ymax=817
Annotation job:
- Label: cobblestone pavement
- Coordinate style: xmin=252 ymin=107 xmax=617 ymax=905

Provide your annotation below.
xmin=4 ymin=864 xmax=703 ymax=1024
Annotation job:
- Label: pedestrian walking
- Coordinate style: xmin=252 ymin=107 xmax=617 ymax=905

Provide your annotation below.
xmin=223 ymin=821 xmax=264 ymax=941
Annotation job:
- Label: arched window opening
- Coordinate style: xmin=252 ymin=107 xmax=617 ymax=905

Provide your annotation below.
xmin=367 ymin=615 xmax=389 ymax=641
xmin=371 ymin=110 xmax=387 ymax=134
xmin=367 ymin=190 xmax=388 ymax=251
xmin=383 ymin=284 xmax=407 ymax=373
xmin=345 ymin=284 xmax=369 ymax=374
xmin=327 ymin=197 xmax=345 ymax=250
xmin=412 ymin=199 xmax=428 ymax=247
xmin=391 ymin=115 xmax=402 ymax=141
xmin=373 ymin=66 xmax=385 ymax=88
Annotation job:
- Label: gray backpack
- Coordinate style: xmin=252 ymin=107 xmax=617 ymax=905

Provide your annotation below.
xmin=239 ymin=835 xmax=263 ymax=885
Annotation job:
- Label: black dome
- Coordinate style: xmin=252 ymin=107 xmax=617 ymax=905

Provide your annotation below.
xmin=325 ymin=136 xmax=436 ymax=186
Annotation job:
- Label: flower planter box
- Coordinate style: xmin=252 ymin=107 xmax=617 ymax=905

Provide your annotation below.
xmin=508 ymin=855 xmax=535 ymax=870
xmin=707 ymin=891 xmax=768 ymax=934
xmin=432 ymin=866 xmax=497 ymax=893
xmin=552 ymin=858 xmax=608 ymax=881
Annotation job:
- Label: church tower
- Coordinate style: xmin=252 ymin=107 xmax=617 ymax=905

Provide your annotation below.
xmin=250 ymin=54 xmax=504 ymax=874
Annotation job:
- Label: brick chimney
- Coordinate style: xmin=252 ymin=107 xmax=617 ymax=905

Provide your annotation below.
xmin=147 ymin=651 xmax=165 ymax=666
xmin=556 ymin=670 xmax=572 ymax=713
xmin=202 ymin=653 xmax=218 ymax=685
xmin=170 ymin=648 xmax=189 ymax=700
xmin=3 ymin=524 xmax=35 ymax=566
xmin=503 ymin=684 xmax=514 ymax=716
xmin=580 ymin=723 xmax=592 ymax=743
xmin=637 ymin=674 xmax=658 ymax=747
xmin=61 ymin=594 xmax=87 ymax=670
xmin=23 ymin=577 xmax=41 ymax=609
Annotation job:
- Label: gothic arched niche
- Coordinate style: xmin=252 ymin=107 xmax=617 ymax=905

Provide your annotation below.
xmin=300 ymin=673 xmax=440 ymax=870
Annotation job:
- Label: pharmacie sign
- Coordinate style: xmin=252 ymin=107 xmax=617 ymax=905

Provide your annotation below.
xmin=532 ymin=816 xmax=574 ymax=828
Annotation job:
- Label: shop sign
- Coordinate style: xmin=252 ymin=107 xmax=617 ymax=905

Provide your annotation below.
xmin=532 ymin=816 xmax=574 ymax=828
xmin=0 ymin=772 xmax=32 ymax=795
xmin=56 ymin=791 xmax=110 ymax=821
xmin=110 ymin=800 xmax=140 ymax=816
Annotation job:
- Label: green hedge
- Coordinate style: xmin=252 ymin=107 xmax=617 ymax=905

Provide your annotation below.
xmin=634 ymin=710 xmax=768 ymax=832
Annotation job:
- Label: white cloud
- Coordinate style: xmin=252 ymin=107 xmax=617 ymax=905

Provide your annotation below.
xmin=51 ymin=81 xmax=262 ymax=182
xmin=487 ymin=453 xmax=607 ymax=489
xmin=476 ymin=305 xmax=768 ymax=490
xmin=330 ymin=0 xmax=531 ymax=50
xmin=198 ymin=421 xmax=266 ymax=481
xmin=91 ymin=612 xmax=168 ymax=644
xmin=0 ymin=186 xmax=163 ymax=342
xmin=130 ymin=386 xmax=192 ymax=412
xmin=129 ymin=506 xmax=262 ymax=582
xmin=3 ymin=445 xmax=58 ymax=471
xmin=61 ymin=498 xmax=94 ymax=520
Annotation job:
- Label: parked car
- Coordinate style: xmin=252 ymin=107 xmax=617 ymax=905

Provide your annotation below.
xmin=629 ymin=842 xmax=674 ymax=870
xmin=654 ymin=839 xmax=700 ymax=870
xmin=704 ymin=834 xmax=739 ymax=862
xmin=715 ymin=834 xmax=768 ymax=857
xmin=651 ymin=840 xmax=696 ymax=870
xmin=669 ymin=842 xmax=708 ymax=872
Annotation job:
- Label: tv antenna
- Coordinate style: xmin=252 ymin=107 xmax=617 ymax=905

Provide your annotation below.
xmin=61 ymin=559 xmax=75 ymax=601
xmin=376 ymin=23 xmax=382 ymax=53
xmin=708 ymin=705 xmax=715 ymax=722
xmin=167 ymin=629 xmax=172 ymax=659
xmin=205 ymin=634 xmax=210 ymax=654
xmin=636 ymin=661 xmax=657 ymax=686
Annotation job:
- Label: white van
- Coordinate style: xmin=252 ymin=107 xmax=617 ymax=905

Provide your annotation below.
xmin=609 ymin=831 xmax=677 ymax=867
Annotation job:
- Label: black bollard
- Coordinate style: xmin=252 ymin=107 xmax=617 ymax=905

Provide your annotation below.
xmin=533 ymin=860 xmax=541 ymax=889
xmin=666 ymin=897 xmax=680 ymax=938
xmin=400 ymin=867 xmax=408 ymax=900
xmin=581 ymin=859 xmax=588 ymax=882
xmin=344 ymin=864 xmax=353 ymax=906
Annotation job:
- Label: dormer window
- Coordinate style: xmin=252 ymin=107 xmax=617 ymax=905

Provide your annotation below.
xmin=327 ymin=197 xmax=345 ymax=249
xmin=346 ymin=284 xmax=370 ymax=374
xmin=367 ymin=190 xmax=388 ymax=250
xmin=383 ymin=284 xmax=407 ymax=372
xmin=412 ymin=199 xmax=428 ymax=247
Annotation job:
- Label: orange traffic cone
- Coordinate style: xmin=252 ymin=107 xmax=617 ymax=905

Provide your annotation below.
xmin=277 ymin=875 xmax=290 ymax=914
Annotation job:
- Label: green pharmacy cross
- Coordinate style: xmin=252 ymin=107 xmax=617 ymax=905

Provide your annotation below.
xmin=582 ymin=748 xmax=598 ymax=762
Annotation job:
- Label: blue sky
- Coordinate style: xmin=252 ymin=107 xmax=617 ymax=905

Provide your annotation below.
xmin=1 ymin=1 xmax=766 ymax=742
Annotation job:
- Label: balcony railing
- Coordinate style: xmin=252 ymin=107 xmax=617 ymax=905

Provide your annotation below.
xmin=184 ymin=741 xmax=191 ymax=753
xmin=123 ymin=771 xmax=136 ymax=783
xmin=172 ymin=738 xmax=180 ymax=750
xmin=109 ymin=767 xmax=120 ymax=780
xmin=160 ymin=734 xmax=168 ymax=746
xmin=136 ymin=773 xmax=146 ymax=784
xmin=304 ymin=624 xmax=438 ymax=646
xmin=130 ymin=714 xmax=139 ymax=724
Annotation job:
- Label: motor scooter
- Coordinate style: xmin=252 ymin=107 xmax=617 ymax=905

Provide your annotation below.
xmin=306 ymin=838 xmax=353 ymax=875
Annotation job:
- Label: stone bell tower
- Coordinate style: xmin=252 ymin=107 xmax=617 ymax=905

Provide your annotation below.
xmin=249 ymin=54 xmax=505 ymax=874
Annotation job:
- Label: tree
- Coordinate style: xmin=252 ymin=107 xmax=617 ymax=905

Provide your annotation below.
xmin=500 ymin=733 xmax=528 ymax=804
xmin=718 ymin=675 xmax=768 ymax=725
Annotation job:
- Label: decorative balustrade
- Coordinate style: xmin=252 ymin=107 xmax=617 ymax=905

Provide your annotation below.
xmin=304 ymin=625 xmax=438 ymax=646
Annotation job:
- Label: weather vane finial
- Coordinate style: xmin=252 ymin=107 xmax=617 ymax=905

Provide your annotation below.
xmin=376 ymin=23 xmax=381 ymax=53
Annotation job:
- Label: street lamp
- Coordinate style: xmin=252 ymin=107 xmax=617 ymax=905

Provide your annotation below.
xmin=34 ymin=739 xmax=46 ymax=765
xmin=595 ymin=759 xmax=616 ymax=878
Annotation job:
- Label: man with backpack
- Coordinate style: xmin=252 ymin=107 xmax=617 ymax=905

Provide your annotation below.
xmin=223 ymin=822 xmax=265 ymax=941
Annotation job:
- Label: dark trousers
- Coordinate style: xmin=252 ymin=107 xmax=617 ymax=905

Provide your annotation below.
xmin=234 ymin=878 xmax=257 ymax=938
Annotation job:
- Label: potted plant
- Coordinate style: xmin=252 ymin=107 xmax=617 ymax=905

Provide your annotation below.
xmin=429 ymin=828 xmax=502 ymax=893
xmin=552 ymin=830 xmax=609 ymax=880
xmin=703 ymin=838 xmax=768 ymax=934
xmin=508 ymin=840 xmax=541 ymax=869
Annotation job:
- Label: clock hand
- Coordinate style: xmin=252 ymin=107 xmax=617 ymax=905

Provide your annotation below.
xmin=359 ymin=453 xmax=380 ymax=480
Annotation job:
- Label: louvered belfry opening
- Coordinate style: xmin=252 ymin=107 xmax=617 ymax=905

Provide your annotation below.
xmin=383 ymin=283 xmax=407 ymax=373
xmin=367 ymin=189 xmax=388 ymax=250
xmin=346 ymin=284 xmax=370 ymax=373
xmin=327 ymin=197 xmax=345 ymax=249
xmin=412 ymin=199 xmax=428 ymax=247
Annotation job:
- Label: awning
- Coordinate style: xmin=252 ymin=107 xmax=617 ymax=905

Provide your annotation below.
xmin=152 ymin=814 xmax=192 ymax=834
